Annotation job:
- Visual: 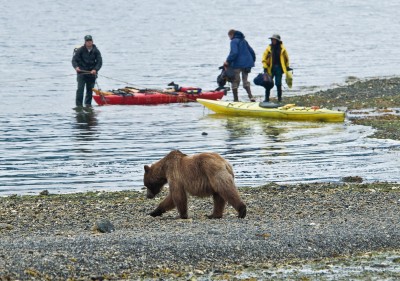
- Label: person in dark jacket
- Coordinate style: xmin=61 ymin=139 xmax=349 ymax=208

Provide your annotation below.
xmin=224 ymin=30 xmax=256 ymax=102
xmin=72 ymin=35 xmax=102 ymax=107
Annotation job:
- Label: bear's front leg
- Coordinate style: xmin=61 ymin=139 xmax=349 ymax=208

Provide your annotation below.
xmin=149 ymin=193 xmax=175 ymax=217
xmin=149 ymin=207 xmax=164 ymax=217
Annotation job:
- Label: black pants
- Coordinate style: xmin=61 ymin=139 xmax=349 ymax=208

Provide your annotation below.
xmin=76 ymin=74 xmax=96 ymax=106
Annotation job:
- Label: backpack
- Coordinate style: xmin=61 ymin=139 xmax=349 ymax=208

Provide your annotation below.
xmin=72 ymin=45 xmax=82 ymax=57
xmin=253 ymin=73 xmax=274 ymax=89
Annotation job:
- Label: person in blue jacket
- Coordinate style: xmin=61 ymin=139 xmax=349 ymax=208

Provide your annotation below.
xmin=224 ymin=29 xmax=256 ymax=102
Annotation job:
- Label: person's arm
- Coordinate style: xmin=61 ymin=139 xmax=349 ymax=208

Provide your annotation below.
xmin=94 ymin=48 xmax=103 ymax=72
xmin=261 ymin=47 xmax=270 ymax=69
xmin=249 ymin=44 xmax=256 ymax=62
xmin=225 ymin=40 xmax=238 ymax=65
xmin=283 ymin=49 xmax=290 ymax=69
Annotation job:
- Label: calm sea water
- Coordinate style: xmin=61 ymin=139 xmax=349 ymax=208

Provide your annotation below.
xmin=1 ymin=0 xmax=400 ymax=195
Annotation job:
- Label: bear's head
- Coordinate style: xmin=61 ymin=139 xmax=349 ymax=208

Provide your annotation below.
xmin=144 ymin=164 xmax=167 ymax=199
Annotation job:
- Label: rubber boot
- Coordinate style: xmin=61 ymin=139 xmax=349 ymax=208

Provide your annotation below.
xmin=277 ymin=85 xmax=282 ymax=102
xmin=245 ymin=86 xmax=255 ymax=102
xmin=232 ymin=88 xmax=239 ymax=102
xmin=264 ymin=89 xmax=270 ymax=102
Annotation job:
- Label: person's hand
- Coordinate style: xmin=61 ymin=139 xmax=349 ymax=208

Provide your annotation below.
xmin=90 ymin=70 xmax=97 ymax=75
xmin=75 ymin=67 xmax=81 ymax=73
xmin=223 ymin=61 xmax=229 ymax=67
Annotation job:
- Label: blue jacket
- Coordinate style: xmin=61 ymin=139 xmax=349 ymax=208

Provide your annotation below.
xmin=226 ymin=31 xmax=256 ymax=69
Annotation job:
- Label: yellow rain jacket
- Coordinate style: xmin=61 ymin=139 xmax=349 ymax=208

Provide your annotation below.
xmin=261 ymin=44 xmax=290 ymax=76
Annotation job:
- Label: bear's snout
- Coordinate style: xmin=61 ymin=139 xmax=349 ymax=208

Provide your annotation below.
xmin=146 ymin=189 xmax=155 ymax=199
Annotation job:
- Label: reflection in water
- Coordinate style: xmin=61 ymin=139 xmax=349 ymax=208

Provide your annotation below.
xmin=209 ymin=114 xmax=286 ymax=141
xmin=225 ymin=117 xmax=254 ymax=140
xmin=74 ymin=107 xmax=98 ymax=129
xmin=73 ymin=107 xmax=98 ymax=145
xmin=210 ymin=115 xmax=289 ymax=183
xmin=260 ymin=123 xmax=285 ymax=143
xmin=258 ymin=121 xmax=289 ymax=158
xmin=218 ymin=115 xmax=287 ymax=154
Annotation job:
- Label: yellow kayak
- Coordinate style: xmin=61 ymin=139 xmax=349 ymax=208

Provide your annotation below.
xmin=197 ymin=99 xmax=345 ymax=122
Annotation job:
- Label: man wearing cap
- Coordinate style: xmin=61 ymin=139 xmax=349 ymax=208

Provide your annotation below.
xmin=261 ymin=34 xmax=290 ymax=102
xmin=224 ymin=29 xmax=256 ymax=102
xmin=72 ymin=35 xmax=102 ymax=107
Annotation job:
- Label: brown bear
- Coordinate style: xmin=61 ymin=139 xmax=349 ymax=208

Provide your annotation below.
xmin=143 ymin=150 xmax=246 ymax=219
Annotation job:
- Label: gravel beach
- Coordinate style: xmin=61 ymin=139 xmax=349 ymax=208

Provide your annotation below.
xmin=1 ymin=77 xmax=400 ymax=280
xmin=1 ymin=183 xmax=399 ymax=280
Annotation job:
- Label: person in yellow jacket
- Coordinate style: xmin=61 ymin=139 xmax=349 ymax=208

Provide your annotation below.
xmin=261 ymin=34 xmax=290 ymax=102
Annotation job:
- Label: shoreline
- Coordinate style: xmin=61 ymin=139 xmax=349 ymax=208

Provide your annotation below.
xmin=1 ymin=182 xmax=399 ymax=280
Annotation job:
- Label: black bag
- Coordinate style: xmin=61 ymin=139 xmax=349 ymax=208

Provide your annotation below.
xmin=217 ymin=66 xmax=235 ymax=88
xmin=217 ymin=73 xmax=226 ymax=88
xmin=223 ymin=67 xmax=235 ymax=82
xmin=253 ymin=73 xmax=274 ymax=89
xmin=253 ymin=73 xmax=264 ymax=86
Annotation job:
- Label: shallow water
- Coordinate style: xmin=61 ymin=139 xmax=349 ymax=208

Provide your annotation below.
xmin=1 ymin=0 xmax=400 ymax=195
xmin=1 ymin=103 xmax=399 ymax=196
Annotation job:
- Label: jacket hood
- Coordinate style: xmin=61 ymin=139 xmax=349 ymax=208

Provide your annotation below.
xmin=233 ymin=31 xmax=245 ymax=39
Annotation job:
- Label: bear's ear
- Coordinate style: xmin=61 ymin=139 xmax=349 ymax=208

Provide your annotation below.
xmin=144 ymin=165 xmax=150 ymax=173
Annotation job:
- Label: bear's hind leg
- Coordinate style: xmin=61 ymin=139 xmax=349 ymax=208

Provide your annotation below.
xmin=207 ymin=193 xmax=226 ymax=219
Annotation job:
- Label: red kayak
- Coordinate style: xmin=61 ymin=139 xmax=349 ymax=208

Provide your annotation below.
xmin=92 ymin=83 xmax=226 ymax=106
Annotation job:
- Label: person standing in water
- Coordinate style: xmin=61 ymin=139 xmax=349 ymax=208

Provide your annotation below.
xmin=224 ymin=29 xmax=256 ymax=102
xmin=72 ymin=35 xmax=102 ymax=107
xmin=261 ymin=34 xmax=290 ymax=102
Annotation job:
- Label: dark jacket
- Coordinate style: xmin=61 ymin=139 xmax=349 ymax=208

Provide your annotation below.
xmin=72 ymin=44 xmax=102 ymax=72
xmin=226 ymin=31 xmax=255 ymax=69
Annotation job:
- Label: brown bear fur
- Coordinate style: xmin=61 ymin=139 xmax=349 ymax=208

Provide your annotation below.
xmin=143 ymin=150 xmax=246 ymax=219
